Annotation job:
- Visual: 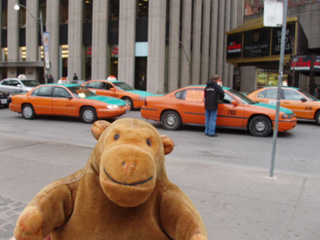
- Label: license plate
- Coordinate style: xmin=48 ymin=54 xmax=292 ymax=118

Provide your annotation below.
xmin=1 ymin=99 xmax=7 ymax=104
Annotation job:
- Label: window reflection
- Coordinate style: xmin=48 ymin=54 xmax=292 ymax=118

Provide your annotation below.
xmin=60 ymin=0 xmax=69 ymax=24
xmin=110 ymin=0 xmax=119 ymax=20
xmin=137 ymin=0 xmax=148 ymax=18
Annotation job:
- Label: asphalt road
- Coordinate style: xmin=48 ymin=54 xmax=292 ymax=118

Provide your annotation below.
xmin=1 ymin=107 xmax=319 ymax=176
xmin=0 ymin=107 xmax=319 ymax=240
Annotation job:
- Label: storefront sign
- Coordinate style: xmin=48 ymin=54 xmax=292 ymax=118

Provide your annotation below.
xmin=227 ymin=34 xmax=242 ymax=59
xmin=290 ymin=55 xmax=312 ymax=71
xmin=314 ymin=55 xmax=320 ymax=72
xmin=243 ymin=28 xmax=271 ymax=58
xmin=271 ymin=23 xmax=295 ymax=56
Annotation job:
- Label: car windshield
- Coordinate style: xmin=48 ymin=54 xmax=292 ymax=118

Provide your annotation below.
xmin=113 ymin=81 xmax=135 ymax=91
xmin=299 ymin=89 xmax=319 ymax=101
xmin=21 ymin=79 xmax=40 ymax=87
xmin=67 ymin=86 xmax=96 ymax=98
xmin=228 ymin=89 xmax=256 ymax=105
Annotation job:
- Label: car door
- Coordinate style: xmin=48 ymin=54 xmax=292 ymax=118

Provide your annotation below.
xmin=52 ymin=87 xmax=78 ymax=116
xmin=282 ymin=88 xmax=313 ymax=119
xmin=29 ymin=86 xmax=53 ymax=114
xmin=177 ymin=88 xmax=205 ymax=124
xmin=217 ymin=92 xmax=245 ymax=128
xmin=84 ymin=82 xmax=105 ymax=95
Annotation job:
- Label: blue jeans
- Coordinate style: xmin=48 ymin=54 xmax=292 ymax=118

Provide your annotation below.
xmin=205 ymin=109 xmax=218 ymax=136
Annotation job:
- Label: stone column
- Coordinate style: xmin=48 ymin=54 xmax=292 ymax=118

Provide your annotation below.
xmin=209 ymin=0 xmax=219 ymax=78
xmin=168 ymin=0 xmax=180 ymax=92
xmin=223 ymin=0 xmax=231 ymax=87
xmin=68 ymin=0 xmax=83 ymax=80
xmin=46 ymin=0 xmax=60 ymax=82
xmin=7 ymin=0 xmax=19 ymax=77
xmin=180 ymin=0 xmax=192 ymax=87
xmin=240 ymin=66 xmax=257 ymax=93
xmin=26 ymin=0 xmax=38 ymax=80
xmin=217 ymin=0 xmax=225 ymax=78
xmin=91 ymin=0 xmax=109 ymax=80
xmin=147 ymin=0 xmax=166 ymax=93
xmin=118 ymin=1 xmax=136 ymax=85
xmin=200 ymin=0 xmax=211 ymax=84
xmin=191 ymin=0 xmax=202 ymax=85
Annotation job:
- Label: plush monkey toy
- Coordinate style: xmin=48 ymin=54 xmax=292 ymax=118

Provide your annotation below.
xmin=14 ymin=118 xmax=208 ymax=240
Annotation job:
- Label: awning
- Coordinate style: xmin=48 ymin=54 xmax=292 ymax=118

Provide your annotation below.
xmin=0 ymin=61 xmax=44 ymax=67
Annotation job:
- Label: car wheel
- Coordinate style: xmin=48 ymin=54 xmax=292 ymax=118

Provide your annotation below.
xmin=80 ymin=107 xmax=97 ymax=124
xmin=161 ymin=111 xmax=182 ymax=130
xmin=122 ymin=97 xmax=133 ymax=110
xmin=315 ymin=111 xmax=320 ymax=126
xmin=248 ymin=115 xmax=272 ymax=137
xmin=22 ymin=104 xmax=36 ymax=120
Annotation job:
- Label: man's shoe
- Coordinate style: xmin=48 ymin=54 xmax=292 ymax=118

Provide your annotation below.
xmin=208 ymin=134 xmax=218 ymax=137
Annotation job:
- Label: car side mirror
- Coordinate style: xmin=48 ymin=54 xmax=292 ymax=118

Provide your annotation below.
xmin=231 ymin=100 xmax=239 ymax=106
xmin=300 ymin=97 xmax=307 ymax=102
xmin=110 ymin=87 xmax=116 ymax=92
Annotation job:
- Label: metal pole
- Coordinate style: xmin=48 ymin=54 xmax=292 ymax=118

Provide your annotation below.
xmin=270 ymin=0 xmax=288 ymax=178
xmin=39 ymin=12 xmax=47 ymax=84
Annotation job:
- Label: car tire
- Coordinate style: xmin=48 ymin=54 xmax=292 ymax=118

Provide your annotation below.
xmin=122 ymin=97 xmax=133 ymax=110
xmin=80 ymin=106 xmax=97 ymax=124
xmin=161 ymin=111 xmax=182 ymax=130
xmin=22 ymin=104 xmax=36 ymax=120
xmin=248 ymin=115 xmax=272 ymax=137
xmin=315 ymin=111 xmax=320 ymax=126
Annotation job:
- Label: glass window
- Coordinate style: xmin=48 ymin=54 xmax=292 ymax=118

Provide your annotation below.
xmin=265 ymin=89 xmax=278 ymax=99
xmin=283 ymin=89 xmax=304 ymax=101
xmin=102 ymin=82 xmax=113 ymax=90
xmin=110 ymin=0 xmax=119 ymax=20
xmin=35 ymin=86 xmax=53 ymax=97
xmin=137 ymin=0 xmax=148 ymax=18
xmin=86 ymin=81 xmax=102 ymax=89
xmin=83 ymin=0 xmax=93 ymax=22
xmin=175 ymin=90 xmax=185 ymax=100
xmin=1 ymin=4 xmax=7 ymax=29
xmin=21 ymin=79 xmax=40 ymax=87
xmin=185 ymin=89 xmax=204 ymax=102
xmin=60 ymin=0 xmax=69 ymax=24
xmin=11 ymin=80 xmax=20 ymax=86
xmin=257 ymin=89 xmax=267 ymax=98
xmin=222 ymin=93 xmax=234 ymax=104
xmin=53 ymin=87 xmax=72 ymax=98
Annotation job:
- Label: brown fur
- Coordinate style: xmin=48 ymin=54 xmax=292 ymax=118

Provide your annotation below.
xmin=14 ymin=118 xmax=208 ymax=240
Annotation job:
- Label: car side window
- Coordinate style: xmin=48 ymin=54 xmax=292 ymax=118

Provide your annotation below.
xmin=185 ymin=89 xmax=204 ymax=102
xmin=53 ymin=87 xmax=72 ymax=98
xmin=222 ymin=93 xmax=234 ymax=104
xmin=283 ymin=89 xmax=304 ymax=101
xmin=102 ymin=82 xmax=113 ymax=90
xmin=265 ymin=89 xmax=278 ymax=99
xmin=12 ymin=80 xmax=20 ymax=86
xmin=257 ymin=89 xmax=267 ymax=98
xmin=34 ymin=86 xmax=53 ymax=97
xmin=175 ymin=90 xmax=186 ymax=100
xmin=1 ymin=80 xmax=11 ymax=85
xmin=87 ymin=82 xmax=102 ymax=89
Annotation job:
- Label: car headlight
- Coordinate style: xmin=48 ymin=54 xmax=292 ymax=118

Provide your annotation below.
xmin=139 ymin=96 xmax=146 ymax=100
xmin=107 ymin=105 xmax=119 ymax=109
xmin=282 ymin=113 xmax=294 ymax=119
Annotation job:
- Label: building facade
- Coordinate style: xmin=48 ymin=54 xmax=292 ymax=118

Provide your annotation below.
xmin=229 ymin=1 xmax=320 ymax=93
xmin=0 ymin=0 xmax=244 ymax=94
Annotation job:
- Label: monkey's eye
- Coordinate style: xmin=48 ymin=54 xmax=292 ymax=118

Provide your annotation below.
xmin=114 ymin=134 xmax=120 ymax=140
xmin=146 ymin=139 xmax=151 ymax=146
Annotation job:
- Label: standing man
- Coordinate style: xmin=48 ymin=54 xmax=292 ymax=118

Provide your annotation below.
xmin=73 ymin=73 xmax=78 ymax=81
xmin=204 ymin=75 xmax=225 ymax=137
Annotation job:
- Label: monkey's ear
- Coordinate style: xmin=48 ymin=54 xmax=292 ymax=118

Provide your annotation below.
xmin=161 ymin=135 xmax=174 ymax=155
xmin=91 ymin=120 xmax=111 ymax=140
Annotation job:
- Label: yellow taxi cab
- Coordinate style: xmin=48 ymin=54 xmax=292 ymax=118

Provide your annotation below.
xmin=9 ymin=84 xmax=129 ymax=123
xmin=247 ymin=86 xmax=320 ymax=125
xmin=140 ymin=85 xmax=297 ymax=137
xmin=82 ymin=76 xmax=157 ymax=110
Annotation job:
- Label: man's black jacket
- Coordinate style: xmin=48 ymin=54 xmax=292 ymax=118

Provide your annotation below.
xmin=204 ymin=81 xmax=225 ymax=110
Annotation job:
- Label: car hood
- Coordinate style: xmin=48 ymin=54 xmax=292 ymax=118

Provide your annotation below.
xmin=254 ymin=102 xmax=293 ymax=114
xmin=126 ymin=90 xmax=157 ymax=97
xmin=85 ymin=96 xmax=126 ymax=106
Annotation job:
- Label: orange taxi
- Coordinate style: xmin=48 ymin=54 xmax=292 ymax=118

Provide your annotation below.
xmin=247 ymin=86 xmax=320 ymax=125
xmin=140 ymin=85 xmax=297 ymax=137
xmin=82 ymin=76 xmax=157 ymax=110
xmin=9 ymin=84 xmax=129 ymax=123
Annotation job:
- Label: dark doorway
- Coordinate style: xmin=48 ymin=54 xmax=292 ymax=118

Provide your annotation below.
xmin=135 ymin=57 xmax=147 ymax=90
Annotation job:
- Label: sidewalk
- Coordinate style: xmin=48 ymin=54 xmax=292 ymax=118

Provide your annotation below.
xmin=1 ymin=139 xmax=320 ymax=239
